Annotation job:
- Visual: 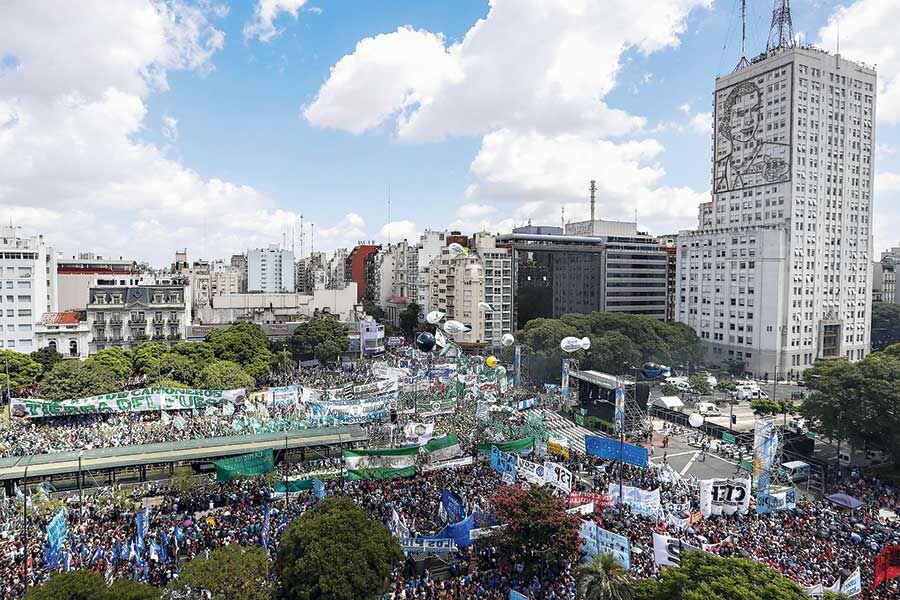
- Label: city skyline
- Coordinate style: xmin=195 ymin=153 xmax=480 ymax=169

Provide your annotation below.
xmin=2 ymin=0 xmax=900 ymax=267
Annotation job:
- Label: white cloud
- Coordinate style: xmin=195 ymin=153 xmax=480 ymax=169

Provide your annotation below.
xmin=244 ymin=0 xmax=309 ymax=42
xmin=304 ymin=0 xmax=711 ymax=141
xmin=378 ymin=220 xmax=419 ymax=243
xmin=875 ymin=172 xmax=900 ymax=193
xmin=314 ymin=213 xmax=368 ymax=251
xmin=161 ymin=114 xmax=178 ymax=142
xmin=0 ymin=1 xmax=351 ymax=266
xmin=465 ymin=129 xmax=707 ymax=234
xmin=687 ymin=111 xmax=711 ymax=135
xmin=818 ymin=0 xmax=900 ymax=123
xmin=679 ymin=102 xmax=692 ymax=114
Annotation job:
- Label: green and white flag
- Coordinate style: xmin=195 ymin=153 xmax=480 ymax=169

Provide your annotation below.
xmin=343 ymin=446 xmax=419 ymax=470
xmin=423 ymin=433 xmax=463 ymax=463
xmin=346 ymin=466 xmax=416 ymax=480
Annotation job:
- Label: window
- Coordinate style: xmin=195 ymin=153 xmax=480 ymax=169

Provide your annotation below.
xmin=69 ymin=340 xmax=78 ymax=357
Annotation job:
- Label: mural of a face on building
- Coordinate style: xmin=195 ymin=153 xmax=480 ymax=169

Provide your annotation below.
xmin=714 ymin=78 xmax=791 ymax=193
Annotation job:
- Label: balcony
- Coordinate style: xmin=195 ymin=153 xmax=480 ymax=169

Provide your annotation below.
xmin=152 ymin=316 xmax=165 ymax=324
xmin=94 ymin=333 xmax=108 ymax=342
xmin=109 ymin=317 xmax=122 ymax=325
xmin=130 ymin=316 xmax=146 ymax=324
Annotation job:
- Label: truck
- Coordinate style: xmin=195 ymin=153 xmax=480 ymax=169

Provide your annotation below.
xmin=697 ymin=402 xmax=722 ymax=417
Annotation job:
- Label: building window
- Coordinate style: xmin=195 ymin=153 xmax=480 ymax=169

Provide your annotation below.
xmin=69 ymin=340 xmax=78 ymax=357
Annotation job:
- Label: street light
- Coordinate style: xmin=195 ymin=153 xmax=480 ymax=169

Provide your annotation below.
xmin=22 ymin=457 xmax=32 ymax=593
xmin=78 ymin=450 xmax=84 ymax=506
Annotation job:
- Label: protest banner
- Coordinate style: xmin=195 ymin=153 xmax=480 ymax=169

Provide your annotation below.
xmin=699 ymin=478 xmax=751 ymax=517
xmin=585 ymin=435 xmax=648 ymax=468
xmin=213 ymin=450 xmax=274 ymax=482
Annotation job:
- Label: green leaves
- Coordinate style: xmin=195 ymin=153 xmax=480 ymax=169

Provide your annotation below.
xmin=37 ymin=360 xmax=119 ymax=401
xmin=287 ymin=317 xmax=349 ymax=364
xmin=25 ymin=570 xmax=158 ymax=600
xmin=275 ymin=497 xmax=402 ymax=600
xmin=165 ymin=545 xmax=271 ymax=600
xmin=0 ymin=349 xmax=43 ymax=390
xmin=195 ymin=360 xmax=255 ymax=391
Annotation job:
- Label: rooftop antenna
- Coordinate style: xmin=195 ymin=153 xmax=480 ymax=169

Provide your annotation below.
xmin=561 ymin=206 xmax=566 ymax=231
xmin=311 ymin=223 xmax=315 ymax=255
xmin=734 ymin=0 xmax=751 ymax=71
xmin=387 ymin=184 xmax=392 ymax=246
xmin=299 ymin=214 xmax=304 ymax=259
xmin=589 ymin=180 xmax=597 ymax=236
xmin=766 ymin=0 xmax=795 ymax=53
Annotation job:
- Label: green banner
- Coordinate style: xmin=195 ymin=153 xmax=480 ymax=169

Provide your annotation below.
xmin=722 ymin=432 xmax=737 ymax=444
xmin=423 ymin=433 xmax=459 ymax=453
xmin=343 ymin=446 xmax=419 ymax=470
xmin=11 ymin=386 xmax=245 ymax=419
xmin=477 ymin=437 xmax=534 ymax=454
xmin=274 ymin=479 xmax=314 ymax=493
xmin=345 ymin=466 xmax=416 ymax=481
xmin=213 ymin=449 xmax=274 ymax=482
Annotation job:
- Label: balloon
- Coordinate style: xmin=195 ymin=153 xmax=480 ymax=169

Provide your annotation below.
xmin=580 ymin=336 xmax=591 ymax=351
xmin=434 ymin=329 xmax=448 ymax=348
xmin=496 ymin=366 xmax=507 ymax=377
xmin=415 ymin=332 xmax=436 ymax=353
xmin=500 ymin=333 xmax=515 ymax=347
xmin=560 ymin=336 xmax=583 ymax=353
xmin=478 ymin=301 xmax=495 ymax=312
xmin=443 ymin=320 xmax=470 ymax=335
xmin=688 ymin=413 xmax=704 ymax=428
xmin=447 ymin=242 xmax=467 ymax=257
xmin=486 ymin=356 xmax=499 ymax=368
xmin=426 ymin=310 xmax=445 ymax=325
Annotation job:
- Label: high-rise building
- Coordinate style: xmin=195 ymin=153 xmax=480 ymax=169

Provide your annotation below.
xmin=346 ymin=244 xmax=379 ymax=302
xmin=230 ymin=254 xmax=248 ymax=293
xmin=326 ymin=248 xmax=349 ymax=289
xmin=0 ymin=226 xmax=56 ymax=352
xmin=210 ymin=260 xmax=241 ymax=297
xmin=247 ymin=245 xmax=295 ymax=293
xmin=501 ymin=222 xmax=669 ymax=328
xmin=657 ymin=235 xmax=678 ymax=322
xmin=416 ymin=230 xmax=449 ymax=314
xmin=676 ymin=38 xmax=877 ymax=377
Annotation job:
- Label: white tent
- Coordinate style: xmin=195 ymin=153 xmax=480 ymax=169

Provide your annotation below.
xmin=653 ymin=396 xmax=685 ymax=411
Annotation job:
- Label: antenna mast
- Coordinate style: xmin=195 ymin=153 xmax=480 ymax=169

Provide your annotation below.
xmin=299 ymin=214 xmax=304 ymax=259
xmin=766 ymin=0 xmax=795 ymax=52
xmin=734 ymin=0 xmax=751 ymax=71
xmin=589 ymin=180 xmax=597 ymax=236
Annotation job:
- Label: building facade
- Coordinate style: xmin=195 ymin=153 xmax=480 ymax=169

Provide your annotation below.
xmin=416 ymin=230 xmax=449 ymax=315
xmin=56 ymin=254 xmax=140 ymax=312
xmin=34 ymin=311 xmax=91 ymax=359
xmin=346 ymin=244 xmax=379 ymax=302
xmin=676 ymin=46 xmax=876 ymax=377
xmin=87 ymin=286 xmax=190 ymax=352
xmin=247 ymin=246 xmax=295 ymax=293
xmin=0 ymin=227 xmax=56 ymax=352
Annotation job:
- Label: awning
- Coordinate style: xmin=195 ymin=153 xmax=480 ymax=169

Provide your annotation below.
xmin=825 ymin=493 xmax=865 ymax=510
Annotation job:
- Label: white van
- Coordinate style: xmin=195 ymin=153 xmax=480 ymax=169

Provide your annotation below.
xmin=736 ymin=387 xmax=769 ymax=401
xmin=781 ymin=460 xmax=810 ymax=483
xmin=697 ymin=402 xmax=721 ymax=417
xmin=665 ymin=376 xmax=691 ymax=392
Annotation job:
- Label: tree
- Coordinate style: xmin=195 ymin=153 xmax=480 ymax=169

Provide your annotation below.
xmin=130 ymin=342 xmax=170 ymax=377
xmin=486 ymin=485 xmax=581 ymax=577
xmin=585 ymin=332 xmax=641 ymax=376
xmin=165 ymin=545 xmax=271 ymax=600
xmin=157 ymin=352 xmax=200 ymax=386
xmin=194 ymin=360 xmax=255 ymax=391
xmin=276 ymin=497 xmax=402 ymax=600
xmin=688 ymin=374 xmax=712 ymax=395
xmin=871 ymin=301 xmax=900 ymax=351
xmin=38 ymin=361 xmax=119 ymax=401
xmin=25 ymin=570 xmax=158 ymax=600
xmin=576 ymin=553 xmax=633 ymax=600
xmin=0 ymin=350 xmax=43 ymax=391
xmin=398 ymin=302 xmax=421 ymax=336
xmin=30 ymin=346 xmax=63 ymax=376
xmin=206 ymin=322 xmax=273 ymax=385
xmin=288 ymin=318 xmax=349 ymax=364
xmin=716 ymin=380 xmax=737 ymax=393
xmin=362 ymin=301 xmax=385 ymax=321
xmin=633 ymin=551 xmax=808 ymax=600
xmin=751 ymin=397 xmax=782 ymax=416
xmin=87 ymin=347 xmax=133 ymax=381
xmin=660 ymin=383 xmax=679 ymax=397
xmin=171 ymin=341 xmax=216 ymax=370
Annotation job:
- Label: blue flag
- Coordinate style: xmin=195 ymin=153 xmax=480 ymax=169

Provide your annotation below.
xmin=313 ymin=479 xmax=325 ymax=501
xmin=261 ymin=503 xmax=271 ymax=550
xmin=441 ymin=489 xmax=466 ymax=524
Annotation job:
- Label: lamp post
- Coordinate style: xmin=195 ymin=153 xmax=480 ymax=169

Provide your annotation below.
xmin=284 ymin=433 xmax=289 ymax=509
xmin=78 ymin=450 xmax=84 ymax=506
xmin=22 ymin=458 xmax=31 ymax=593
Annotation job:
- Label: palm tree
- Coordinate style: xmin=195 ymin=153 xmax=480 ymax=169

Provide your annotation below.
xmin=575 ymin=553 xmax=634 ymax=600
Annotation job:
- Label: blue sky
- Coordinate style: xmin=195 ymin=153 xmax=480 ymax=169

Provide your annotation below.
xmin=2 ymin=0 xmax=899 ymax=265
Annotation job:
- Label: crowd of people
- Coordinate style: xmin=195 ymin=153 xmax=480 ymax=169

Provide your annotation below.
xmin=2 ymin=348 xmax=899 ymax=599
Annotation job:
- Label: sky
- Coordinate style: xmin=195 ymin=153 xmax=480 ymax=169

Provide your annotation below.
xmin=2 ymin=0 xmax=900 ymax=267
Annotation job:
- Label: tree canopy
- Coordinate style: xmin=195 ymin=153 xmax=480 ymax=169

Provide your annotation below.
xmin=205 ymin=321 xmax=273 ymax=385
xmin=513 ymin=312 xmax=703 ymax=384
xmin=195 ymin=360 xmax=256 ymax=391
xmin=800 ymin=344 xmax=900 ymax=467
xmin=87 ymin=347 xmax=133 ymax=381
xmin=25 ymin=570 xmax=158 ymax=600
xmin=399 ymin=302 xmax=421 ymax=336
xmin=871 ymin=301 xmax=900 ymax=351
xmin=287 ymin=317 xmax=349 ymax=364
xmin=38 ymin=360 xmax=120 ymax=401
xmin=30 ymin=346 xmax=63 ymax=375
xmin=486 ymin=485 xmax=581 ymax=577
xmin=0 ymin=349 xmax=43 ymax=391
xmin=576 ymin=553 xmax=633 ymax=600
xmin=164 ymin=544 xmax=271 ymax=600
xmin=633 ymin=551 xmax=809 ymax=600
xmin=275 ymin=497 xmax=402 ymax=600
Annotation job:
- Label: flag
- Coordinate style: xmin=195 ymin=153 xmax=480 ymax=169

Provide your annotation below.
xmin=840 ymin=567 xmax=861 ymax=597
xmin=343 ymin=446 xmax=419 ymax=470
xmin=874 ymin=546 xmax=900 ymax=588
xmin=313 ymin=479 xmax=325 ymax=501
xmin=261 ymin=503 xmax=271 ymax=550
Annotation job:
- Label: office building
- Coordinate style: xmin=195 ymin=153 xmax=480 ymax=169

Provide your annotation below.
xmin=247 ymin=245 xmax=295 ymax=293
xmin=0 ymin=226 xmax=56 ymax=352
xmin=346 ymin=244 xmax=379 ymax=302
xmin=676 ymin=37 xmax=876 ymax=377
xmin=416 ymin=230 xmax=449 ymax=315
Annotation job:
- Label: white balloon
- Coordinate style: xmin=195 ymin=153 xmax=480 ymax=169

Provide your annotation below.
xmin=560 ymin=336 xmax=583 ymax=353
xmin=496 ymin=366 xmax=507 ymax=377
xmin=434 ymin=329 xmax=449 ymax=348
xmin=426 ymin=310 xmax=445 ymax=324
xmin=580 ymin=336 xmax=591 ymax=351
xmin=478 ymin=301 xmax=495 ymax=312
xmin=500 ymin=333 xmax=515 ymax=347
xmin=447 ymin=242 xmax=466 ymax=257
xmin=443 ymin=320 xmax=471 ymax=335
xmin=688 ymin=413 xmax=704 ymax=428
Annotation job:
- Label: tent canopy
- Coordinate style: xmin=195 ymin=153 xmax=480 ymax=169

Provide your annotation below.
xmin=653 ymin=396 xmax=685 ymax=410
xmin=825 ymin=493 xmax=865 ymax=510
